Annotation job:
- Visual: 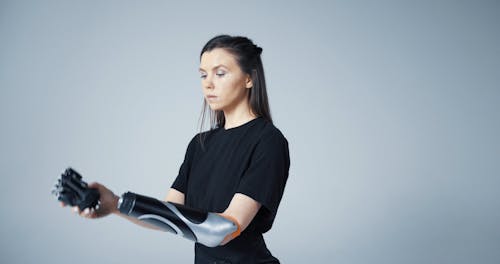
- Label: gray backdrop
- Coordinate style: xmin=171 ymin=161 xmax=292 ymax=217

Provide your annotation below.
xmin=1 ymin=0 xmax=499 ymax=263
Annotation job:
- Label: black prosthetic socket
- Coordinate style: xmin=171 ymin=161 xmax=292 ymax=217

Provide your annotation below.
xmin=52 ymin=167 xmax=100 ymax=211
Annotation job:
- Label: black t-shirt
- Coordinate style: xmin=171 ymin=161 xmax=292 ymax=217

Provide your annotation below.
xmin=171 ymin=117 xmax=290 ymax=263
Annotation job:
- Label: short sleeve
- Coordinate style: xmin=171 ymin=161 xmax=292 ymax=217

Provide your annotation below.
xmin=236 ymin=130 xmax=290 ymax=231
xmin=171 ymin=134 xmax=198 ymax=194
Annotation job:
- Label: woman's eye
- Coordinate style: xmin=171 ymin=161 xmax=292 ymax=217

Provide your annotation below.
xmin=216 ymin=72 xmax=226 ymax=77
xmin=200 ymin=74 xmax=207 ymax=79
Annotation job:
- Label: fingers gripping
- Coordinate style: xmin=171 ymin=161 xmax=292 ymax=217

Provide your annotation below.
xmin=52 ymin=167 xmax=100 ymax=211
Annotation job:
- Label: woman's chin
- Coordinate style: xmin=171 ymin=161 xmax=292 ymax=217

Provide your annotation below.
xmin=207 ymin=103 xmax=224 ymax=111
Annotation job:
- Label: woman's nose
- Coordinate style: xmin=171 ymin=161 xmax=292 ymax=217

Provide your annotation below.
xmin=203 ymin=75 xmax=214 ymax=90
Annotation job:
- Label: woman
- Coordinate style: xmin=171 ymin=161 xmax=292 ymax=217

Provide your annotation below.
xmin=66 ymin=35 xmax=290 ymax=263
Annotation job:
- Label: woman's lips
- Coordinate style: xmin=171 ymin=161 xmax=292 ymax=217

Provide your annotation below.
xmin=206 ymin=95 xmax=218 ymax=100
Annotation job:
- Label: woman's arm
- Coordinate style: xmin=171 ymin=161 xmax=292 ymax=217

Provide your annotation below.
xmin=219 ymin=193 xmax=261 ymax=245
xmin=71 ymin=185 xmax=261 ymax=246
xmin=164 ymin=188 xmax=185 ymax=204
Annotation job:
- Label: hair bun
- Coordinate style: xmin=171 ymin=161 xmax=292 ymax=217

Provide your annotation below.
xmin=255 ymin=46 xmax=263 ymax=55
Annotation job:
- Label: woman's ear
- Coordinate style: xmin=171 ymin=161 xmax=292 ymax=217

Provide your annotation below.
xmin=245 ymin=74 xmax=253 ymax=89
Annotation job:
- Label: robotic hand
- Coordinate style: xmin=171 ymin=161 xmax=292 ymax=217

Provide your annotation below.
xmin=52 ymin=167 xmax=100 ymax=211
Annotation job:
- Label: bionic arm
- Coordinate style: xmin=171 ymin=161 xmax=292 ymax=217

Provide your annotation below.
xmin=53 ymin=167 xmax=241 ymax=247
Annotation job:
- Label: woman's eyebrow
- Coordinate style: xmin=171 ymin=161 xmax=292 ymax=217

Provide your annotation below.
xmin=199 ymin=64 xmax=226 ymax=72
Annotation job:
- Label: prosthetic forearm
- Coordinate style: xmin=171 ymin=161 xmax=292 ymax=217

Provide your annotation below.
xmin=118 ymin=192 xmax=241 ymax=247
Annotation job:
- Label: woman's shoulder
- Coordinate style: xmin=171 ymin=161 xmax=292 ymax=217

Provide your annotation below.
xmin=255 ymin=118 xmax=289 ymax=146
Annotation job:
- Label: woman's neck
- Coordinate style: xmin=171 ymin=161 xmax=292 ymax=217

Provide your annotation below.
xmin=223 ymin=100 xmax=256 ymax=130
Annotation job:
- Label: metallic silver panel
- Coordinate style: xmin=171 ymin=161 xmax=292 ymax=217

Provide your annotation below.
xmin=165 ymin=202 xmax=237 ymax=247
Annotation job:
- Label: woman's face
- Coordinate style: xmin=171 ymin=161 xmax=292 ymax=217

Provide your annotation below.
xmin=199 ymin=48 xmax=252 ymax=112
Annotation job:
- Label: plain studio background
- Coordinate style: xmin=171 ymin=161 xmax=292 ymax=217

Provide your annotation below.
xmin=1 ymin=0 xmax=499 ymax=263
